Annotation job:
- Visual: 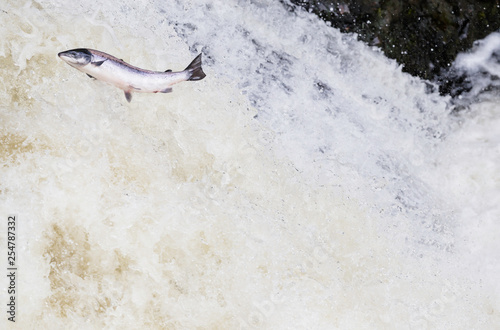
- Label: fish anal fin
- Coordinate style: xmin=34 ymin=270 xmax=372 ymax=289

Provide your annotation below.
xmin=124 ymin=91 xmax=132 ymax=102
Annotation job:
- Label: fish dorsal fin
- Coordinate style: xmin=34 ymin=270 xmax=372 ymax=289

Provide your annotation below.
xmin=165 ymin=69 xmax=172 ymax=72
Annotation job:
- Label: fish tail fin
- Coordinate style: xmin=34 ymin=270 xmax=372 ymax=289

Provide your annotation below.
xmin=184 ymin=54 xmax=206 ymax=81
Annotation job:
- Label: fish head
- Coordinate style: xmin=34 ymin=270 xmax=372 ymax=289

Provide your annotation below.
xmin=58 ymin=48 xmax=92 ymax=67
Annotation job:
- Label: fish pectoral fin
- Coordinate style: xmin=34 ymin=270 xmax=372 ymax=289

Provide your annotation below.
xmin=86 ymin=74 xmax=95 ymax=79
xmin=92 ymin=60 xmax=106 ymax=66
xmin=124 ymin=91 xmax=132 ymax=102
xmin=160 ymin=87 xmax=173 ymax=93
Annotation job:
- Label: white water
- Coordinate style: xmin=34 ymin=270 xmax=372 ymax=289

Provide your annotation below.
xmin=0 ymin=0 xmax=499 ymax=328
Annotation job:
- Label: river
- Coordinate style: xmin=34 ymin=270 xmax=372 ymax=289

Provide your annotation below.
xmin=0 ymin=0 xmax=499 ymax=328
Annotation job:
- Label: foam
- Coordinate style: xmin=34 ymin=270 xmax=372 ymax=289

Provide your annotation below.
xmin=0 ymin=0 xmax=498 ymax=328
xmin=453 ymin=32 xmax=500 ymax=102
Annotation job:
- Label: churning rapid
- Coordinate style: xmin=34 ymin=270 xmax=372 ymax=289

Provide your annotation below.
xmin=1 ymin=0 xmax=499 ymax=328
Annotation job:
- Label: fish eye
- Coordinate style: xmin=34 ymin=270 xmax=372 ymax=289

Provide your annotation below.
xmin=59 ymin=49 xmax=91 ymax=65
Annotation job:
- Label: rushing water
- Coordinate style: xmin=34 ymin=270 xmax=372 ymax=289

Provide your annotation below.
xmin=1 ymin=0 xmax=499 ymax=328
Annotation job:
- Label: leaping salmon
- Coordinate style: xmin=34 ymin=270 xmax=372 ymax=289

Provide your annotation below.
xmin=58 ymin=48 xmax=206 ymax=102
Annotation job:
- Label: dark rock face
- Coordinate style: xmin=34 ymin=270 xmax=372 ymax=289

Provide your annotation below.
xmin=289 ymin=0 xmax=500 ymax=94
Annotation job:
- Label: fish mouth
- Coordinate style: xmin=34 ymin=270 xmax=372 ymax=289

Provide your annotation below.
xmin=58 ymin=49 xmax=92 ymax=66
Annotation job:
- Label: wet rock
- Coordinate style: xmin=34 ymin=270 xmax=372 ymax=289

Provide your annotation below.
xmin=288 ymin=0 xmax=500 ymax=95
